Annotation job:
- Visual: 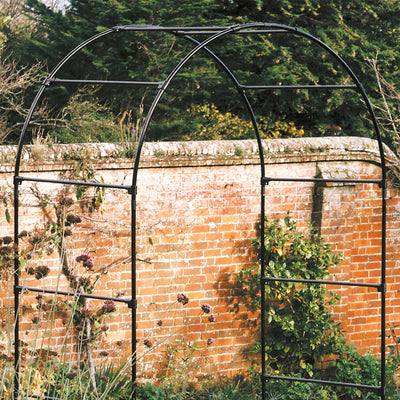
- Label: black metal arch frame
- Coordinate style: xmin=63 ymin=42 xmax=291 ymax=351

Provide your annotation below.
xmin=13 ymin=23 xmax=387 ymax=400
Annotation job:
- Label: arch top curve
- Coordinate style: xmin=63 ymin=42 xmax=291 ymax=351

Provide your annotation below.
xmin=15 ymin=22 xmax=386 ymax=183
xmin=12 ymin=22 xmax=389 ymax=400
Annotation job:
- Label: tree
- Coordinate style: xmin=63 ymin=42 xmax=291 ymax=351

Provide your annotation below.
xmin=368 ymin=53 xmax=400 ymax=157
xmin=2 ymin=0 xmax=400 ymax=147
xmin=3 ymin=0 xmax=230 ymax=142
xmin=0 ymin=1 xmax=50 ymax=143
xmin=220 ymin=0 xmax=400 ymax=143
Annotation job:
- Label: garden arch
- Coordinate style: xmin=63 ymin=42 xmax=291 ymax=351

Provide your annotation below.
xmin=13 ymin=24 xmax=388 ymax=399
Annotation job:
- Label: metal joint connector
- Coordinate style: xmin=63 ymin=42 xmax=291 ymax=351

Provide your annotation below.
xmin=128 ymin=299 xmax=137 ymax=309
xmin=378 ymin=284 xmax=386 ymax=293
xmin=14 ymin=285 xmax=22 ymax=296
xmin=261 ymin=177 xmax=270 ymax=186
xmin=378 ymin=179 xmax=388 ymax=189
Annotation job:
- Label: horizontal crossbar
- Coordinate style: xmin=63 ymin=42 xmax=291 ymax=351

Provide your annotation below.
xmin=44 ymin=80 xmax=356 ymax=93
xmin=118 ymin=26 xmax=289 ymax=34
xmin=240 ymin=84 xmax=358 ymax=90
xmin=15 ymin=285 xmax=133 ymax=307
xmin=121 ymin=25 xmax=230 ymax=32
xmin=262 ymin=177 xmax=383 ymax=185
xmin=15 ymin=176 xmax=133 ymax=193
xmin=179 ymin=29 xmax=288 ymax=35
xmin=262 ymin=276 xmax=383 ymax=291
xmin=45 ymin=78 xmax=164 ymax=88
xmin=264 ymin=374 xmax=381 ymax=392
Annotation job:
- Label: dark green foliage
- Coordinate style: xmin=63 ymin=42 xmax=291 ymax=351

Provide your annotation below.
xmin=136 ymin=375 xmax=261 ymax=400
xmin=266 ymin=379 xmax=339 ymax=400
xmin=136 ymin=383 xmax=168 ymax=400
xmin=238 ymin=213 xmax=344 ymax=376
xmin=16 ymin=0 xmax=231 ymax=143
xmin=333 ymin=345 xmax=381 ymax=400
xmin=45 ymin=362 xmax=132 ymax=399
xmin=1 ymin=0 xmax=399 ymax=146
xmin=237 ymin=213 xmax=400 ymax=399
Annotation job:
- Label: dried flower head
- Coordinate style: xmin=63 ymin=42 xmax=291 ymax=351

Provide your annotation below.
xmin=32 ymin=316 xmax=40 ymax=324
xmin=143 ymin=339 xmax=153 ymax=348
xmin=208 ymin=314 xmax=216 ymax=323
xmin=36 ymin=294 xmax=43 ymax=303
xmin=66 ymin=214 xmax=82 ymax=225
xmin=66 ymin=371 xmax=78 ymax=380
xmin=34 ymin=265 xmax=50 ymax=280
xmin=26 ymin=266 xmax=36 ymax=276
xmin=177 ymin=293 xmax=189 ymax=305
xmin=2 ymin=236 xmax=12 ymax=245
xmin=76 ymin=252 xmax=94 ymax=269
xmin=78 ymin=276 xmax=93 ymax=291
xmin=101 ymin=300 xmax=116 ymax=313
xmin=99 ymin=350 xmax=110 ymax=357
xmin=83 ymin=258 xmax=94 ymax=269
xmin=157 ymin=320 xmax=163 ymax=327
xmin=80 ymin=307 xmax=93 ymax=318
xmin=76 ymin=253 xmax=91 ymax=263
xmin=207 ymin=338 xmax=215 ymax=346
xmin=59 ymin=197 xmax=74 ymax=207
xmin=29 ymin=232 xmax=45 ymax=245
xmin=201 ymin=303 xmax=212 ymax=314
xmin=63 ymin=228 xmax=72 ymax=237
xmin=0 ymin=246 xmax=12 ymax=256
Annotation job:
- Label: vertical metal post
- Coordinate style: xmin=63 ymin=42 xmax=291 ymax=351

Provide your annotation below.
xmin=11 ymin=23 xmax=390 ymax=400
xmin=381 ymin=179 xmax=387 ymax=400
xmin=13 ymin=178 xmax=20 ymax=399
xmin=260 ymin=179 xmax=266 ymax=400
xmin=131 ymin=185 xmax=137 ymax=400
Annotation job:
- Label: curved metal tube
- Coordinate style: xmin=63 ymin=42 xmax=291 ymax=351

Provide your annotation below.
xmin=14 ymin=27 xmax=118 ymax=175
xmin=13 ymin=22 xmax=387 ymax=400
xmin=128 ymin=24 xmax=387 ymax=398
xmin=14 ymin=22 xmax=387 ymax=183
xmin=182 ymin=34 xmax=266 ymax=178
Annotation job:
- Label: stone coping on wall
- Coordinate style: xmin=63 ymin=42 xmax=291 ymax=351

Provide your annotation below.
xmin=0 ymin=136 xmax=399 ymax=176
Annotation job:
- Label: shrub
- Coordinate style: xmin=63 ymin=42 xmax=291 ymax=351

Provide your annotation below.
xmin=238 ymin=213 xmax=344 ymax=377
xmin=182 ymin=104 xmax=305 ymax=141
xmin=237 ymin=213 xmax=400 ymax=399
xmin=266 ymin=379 xmax=339 ymax=400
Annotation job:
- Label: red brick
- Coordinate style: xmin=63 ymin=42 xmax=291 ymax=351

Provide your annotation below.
xmin=2 ymin=140 xmax=398 ymax=380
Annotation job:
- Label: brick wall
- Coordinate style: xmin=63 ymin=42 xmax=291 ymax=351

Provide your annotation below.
xmin=0 ymin=137 xmax=399 ymax=380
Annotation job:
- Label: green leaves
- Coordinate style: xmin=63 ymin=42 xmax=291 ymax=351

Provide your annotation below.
xmin=0 ymin=0 xmax=395 ymax=146
xmin=0 ymin=0 xmax=398 ymax=153
xmin=239 ymin=212 xmax=345 ymax=378
xmin=5 ymin=207 xmax=10 ymax=223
